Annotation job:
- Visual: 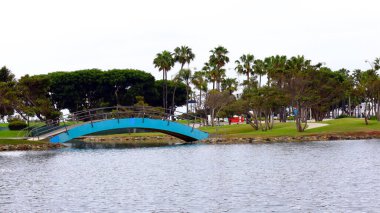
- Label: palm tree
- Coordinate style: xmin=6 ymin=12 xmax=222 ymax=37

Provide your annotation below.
xmin=202 ymin=62 xmax=217 ymax=90
xmin=235 ymin=54 xmax=254 ymax=88
xmin=170 ymin=73 xmax=182 ymax=114
xmin=253 ymin=59 xmax=266 ymax=88
xmin=191 ymin=71 xmax=208 ymax=108
xmin=209 ymin=46 xmax=229 ymax=91
xmin=221 ymin=78 xmax=239 ymax=95
xmin=173 ymin=46 xmax=195 ymax=113
xmin=264 ymin=55 xmax=287 ymax=86
xmin=373 ymin=57 xmax=380 ymax=71
xmin=178 ymin=68 xmax=192 ymax=113
xmin=153 ymin=50 xmax=174 ymax=110
xmin=173 ymin=46 xmax=195 ymax=70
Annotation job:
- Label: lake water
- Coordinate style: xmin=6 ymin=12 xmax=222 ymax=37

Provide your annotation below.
xmin=1 ymin=140 xmax=380 ymax=212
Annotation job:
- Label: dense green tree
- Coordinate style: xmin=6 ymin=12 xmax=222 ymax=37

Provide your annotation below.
xmin=0 ymin=66 xmax=15 ymax=82
xmin=49 ymin=69 xmax=103 ymax=112
xmin=204 ymin=90 xmax=235 ymax=126
xmin=0 ymin=82 xmax=16 ymax=120
xmin=17 ymin=74 xmax=60 ymax=121
xmin=218 ymin=99 xmax=247 ymax=124
xmin=49 ymin=69 xmax=157 ymax=112
xmin=309 ymin=68 xmax=350 ymax=121
xmin=150 ymin=80 xmax=187 ymax=109
xmin=100 ymin=69 xmax=156 ymax=107
xmin=0 ymin=66 xmax=16 ymax=120
xmin=353 ymin=69 xmax=380 ymax=124
xmin=243 ymin=86 xmax=288 ymax=130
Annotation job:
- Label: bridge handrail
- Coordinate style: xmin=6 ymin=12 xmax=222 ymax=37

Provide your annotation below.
xmin=26 ymin=106 xmax=205 ymax=139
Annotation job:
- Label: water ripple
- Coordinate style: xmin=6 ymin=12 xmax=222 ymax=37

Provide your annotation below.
xmin=0 ymin=140 xmax=380 ymax=212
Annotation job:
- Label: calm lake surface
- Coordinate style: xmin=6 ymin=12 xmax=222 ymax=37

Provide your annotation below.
xmin=1 ymin=140 xmax=380 ymax=212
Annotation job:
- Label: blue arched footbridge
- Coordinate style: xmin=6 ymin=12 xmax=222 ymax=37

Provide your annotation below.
xmin=50 ymin=118 xmax=208 ymax=143
xmin=26 ymin=106 xmax=209 ymax=143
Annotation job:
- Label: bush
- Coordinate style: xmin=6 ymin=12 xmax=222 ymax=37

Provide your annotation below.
xmin=287 ymin=116 xmax=295 ymax=120
xmin=8 ymin=120 xmax=27 ymax=130
xmin=336 ymin=114 xmax=355 ymax=119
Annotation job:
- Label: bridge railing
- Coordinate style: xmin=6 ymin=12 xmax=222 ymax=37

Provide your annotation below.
xmin=25 ymin=106 xmax=205 ymax=139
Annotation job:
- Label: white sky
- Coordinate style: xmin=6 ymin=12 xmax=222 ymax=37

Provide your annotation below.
xmin=1 ymin=0 xmax=379 ymax=82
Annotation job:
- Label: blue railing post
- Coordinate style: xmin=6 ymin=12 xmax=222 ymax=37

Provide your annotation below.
xmin=62 ymin=118 xmax=69 ymax=135
xmin=89 ymin=110 xmax=94 ymax=127
xmin=116 ymin=106 xmax=120 ymax=124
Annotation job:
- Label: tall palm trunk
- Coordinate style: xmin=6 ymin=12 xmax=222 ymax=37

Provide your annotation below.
xmin=162 ymin=71 xmax=165 ymax=109
xmin=246 ymin=72 xmax=250 ymax=88
xmin=186 ymin=79 xmax=189 ymax=113
xmin=165 ymin=71 xmax=168 ymax=112
xmin=259 ymin=75 xmax=262 ymax=88
xmin=199 ymin=89 xmax=202 ymax=109
xmin=171 ymin=83 xmax=177 ymax=116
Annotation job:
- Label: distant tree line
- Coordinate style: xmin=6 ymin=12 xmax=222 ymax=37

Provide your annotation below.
xmin=1 ymin=45 xmax=379 ymax=133
xmin=153 ymin=46 xmax=380 ymax=131
xmin=0 ymin=67 xmax=187 ymax=122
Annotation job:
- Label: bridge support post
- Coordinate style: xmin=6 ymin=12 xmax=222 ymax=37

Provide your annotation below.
xmin=142 ymin=106 xmax=145 ymax=123
xmin=89 ymin=111 xmax=94 ymax=127
xmin=116 ymin=106 xmax=120 ymax=124
xmin=167 ymin=109 xmax=171 ymax=125
xmin=62 ymin=118 xmax=69 ymax=135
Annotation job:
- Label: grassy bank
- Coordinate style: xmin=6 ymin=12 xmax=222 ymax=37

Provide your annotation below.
xmin=1 ymin=118 xmax=378 ymax=146
xmin=0 ymin=139 xmax=48 ymax=145
xmin=199 ymin=118 xmax=380 ymax=138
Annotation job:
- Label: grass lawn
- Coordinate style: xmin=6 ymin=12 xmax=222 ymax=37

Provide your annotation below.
xmin=0 ymin=130 xmax=26 ymax=138
xmin=199 ymin=118 xmax=380 ymax=138
xmin=1 ymin=118 xmax=378 ymax=140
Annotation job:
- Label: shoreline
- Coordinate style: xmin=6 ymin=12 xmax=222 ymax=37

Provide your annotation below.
xmin=200 ymin=132 xmax=380 ymax=144
xmin=1 ymin=131 xmax=379 ymax=151
xmin=0 ymin=143 xmax=63 ymax=152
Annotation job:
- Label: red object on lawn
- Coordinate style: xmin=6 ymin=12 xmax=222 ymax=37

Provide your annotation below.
xmin=228 ymin=116 xmax=245 ymax=123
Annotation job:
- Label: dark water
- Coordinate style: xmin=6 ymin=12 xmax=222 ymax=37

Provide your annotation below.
xmin=1 ymin=140 xmax=380 ymax=212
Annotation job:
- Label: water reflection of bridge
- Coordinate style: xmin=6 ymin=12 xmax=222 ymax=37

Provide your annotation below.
xmin=25 ymin=106 xmax=209 ymax=143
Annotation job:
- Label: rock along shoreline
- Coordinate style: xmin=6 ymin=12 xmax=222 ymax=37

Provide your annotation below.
xmin=80 ymin=131 xmax=380 ymax=145
xmin=0 ymin=143 xmax=63 ymax=152
xmin=200 ymin=132 xmax=380 ymax=144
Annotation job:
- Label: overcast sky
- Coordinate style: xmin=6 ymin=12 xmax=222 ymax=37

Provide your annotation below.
xmin=1 ymin=0 xmax=379 ymax=81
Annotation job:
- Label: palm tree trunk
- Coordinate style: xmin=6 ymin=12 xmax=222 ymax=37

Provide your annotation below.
xmin=171 ymin=83 xmax=178 ymax=117
xmin=162 ymin=71 xmax=165 ymax=109
xmin=247 ymin=72 xmax=250 ymax=88
xmin=186 ymin=79 xmax=189 ymax=114
xmin=165 ymin=71 xmax=168 ymax=112
xmin=199 ymin=89 xmax=202 ymax=109
xmin=259 ymin=75 xmax=262 ymax=88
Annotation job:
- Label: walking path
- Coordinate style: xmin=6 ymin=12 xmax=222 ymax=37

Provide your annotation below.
xmin=306 ymin=122 xmax=329 ymax=129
